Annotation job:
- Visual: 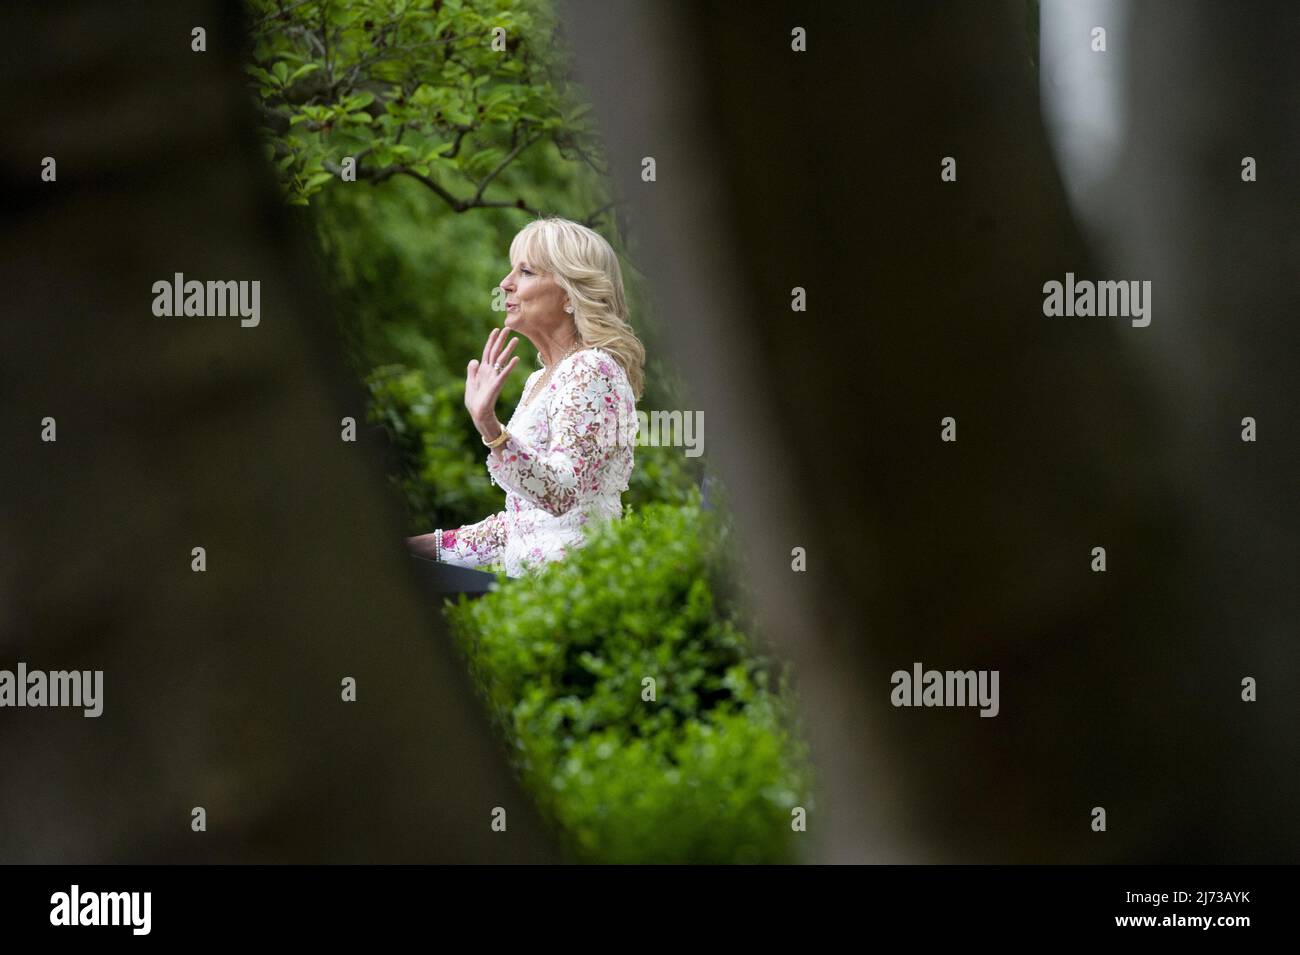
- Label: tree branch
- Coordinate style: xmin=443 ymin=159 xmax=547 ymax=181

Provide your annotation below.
xmin=439 ymin=128 xmax=469 ymax=159
xmin=391 ymin=167 xmax=465 ymax=208
xmin=580 ymin=199 xmax=622 ymax=229
xmin=250 ymin=0 xmax=324 ymax=31
xmin=563 ymin=133 xmax=610 ymax=177
xmin=472 ymin=132 xmax=541 ymax=204
xmin=321 ymin=159 xmax=540 ymax=216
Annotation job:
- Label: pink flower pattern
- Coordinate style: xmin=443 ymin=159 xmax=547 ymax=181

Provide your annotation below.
xmin=435 ymin=347 xmax=635 ymax=578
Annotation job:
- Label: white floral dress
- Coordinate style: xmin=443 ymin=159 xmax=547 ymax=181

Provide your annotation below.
xmin=434 ymin=347 xmax=638 ymax=578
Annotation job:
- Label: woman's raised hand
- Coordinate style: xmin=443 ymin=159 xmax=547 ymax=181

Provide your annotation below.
xmin=465 ymin=326 xmax=520 ymax=434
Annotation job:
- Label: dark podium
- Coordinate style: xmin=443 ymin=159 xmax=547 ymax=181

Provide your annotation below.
xmin=409 ymin=554 xmax=500 ymax=598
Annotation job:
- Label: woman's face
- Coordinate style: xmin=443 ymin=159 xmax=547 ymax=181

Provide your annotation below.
xmin=500 ymin=257 xmax=568 ymax=340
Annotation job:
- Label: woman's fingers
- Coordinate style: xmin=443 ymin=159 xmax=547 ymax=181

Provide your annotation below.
xmin=488 ymin=323 xmax=512 ymax=363
xmin=487 ymin=331 xmax=515 ymax=369
xmin=490 ymin=330 xmax=514 ymax=367
xmin=473 ymin=328 xmax=517 ymax=401
xmin=485 ymin=356 xmax=520 ymax=404
xmin=495 ymin=335 xmax=519 ymax=368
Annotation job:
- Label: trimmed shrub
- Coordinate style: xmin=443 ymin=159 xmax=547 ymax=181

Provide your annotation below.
xmin=444 ymin=499 xmax=814 ymax=863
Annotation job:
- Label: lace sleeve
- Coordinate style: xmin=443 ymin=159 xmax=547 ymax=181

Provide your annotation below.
xmin=436 ymin=511 xmax=508 ymax=568
xmin=487 ymin=351 xmax=623 ymax=516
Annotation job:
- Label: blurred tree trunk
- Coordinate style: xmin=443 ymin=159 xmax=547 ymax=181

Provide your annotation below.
xmin=0 ymin=0 xmax=551 ymax=862
xmin=565 ymin=0 xmax=1299 ymax=862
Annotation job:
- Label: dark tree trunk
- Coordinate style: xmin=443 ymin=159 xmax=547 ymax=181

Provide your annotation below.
xmin=564 ymin=0 xmax=1299 ymax=862
xmin=0 ymin=0 xmax=551 ymax=862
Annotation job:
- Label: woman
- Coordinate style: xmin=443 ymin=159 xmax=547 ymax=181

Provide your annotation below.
xmin=406 ymin=216 xmax=645 ymax=578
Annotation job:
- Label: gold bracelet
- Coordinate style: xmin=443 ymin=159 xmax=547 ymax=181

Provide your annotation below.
xmin=482 ymin=424 xmax=510 ymax=449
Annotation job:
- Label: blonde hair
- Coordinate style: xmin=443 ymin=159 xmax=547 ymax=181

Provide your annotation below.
xmin=508 ymin=216 xmax=646 ymax=400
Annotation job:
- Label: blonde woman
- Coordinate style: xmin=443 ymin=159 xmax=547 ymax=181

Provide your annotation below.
xmin=406 ymin=216 xmax=645 ymax=578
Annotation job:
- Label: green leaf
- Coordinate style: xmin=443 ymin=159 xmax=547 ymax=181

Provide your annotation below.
xmin=344 ymin=91 xmax=376 ymax=111
xmin=245 ymin=64 xmax=275 ymax=85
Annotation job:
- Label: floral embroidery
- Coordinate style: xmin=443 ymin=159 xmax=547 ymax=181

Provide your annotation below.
xmin=436 ymin=348 xmax=635 ymax=579
xmin=437 ymin=511 xmax=507 ymax=566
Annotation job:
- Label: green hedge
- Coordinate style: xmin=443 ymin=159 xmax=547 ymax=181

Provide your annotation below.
xmin=444 ymin=499 xmax=814 ymax=863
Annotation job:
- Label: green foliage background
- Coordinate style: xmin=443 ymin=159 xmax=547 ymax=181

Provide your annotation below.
xmin=245 ymin=0 xmax=812 ymax=861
